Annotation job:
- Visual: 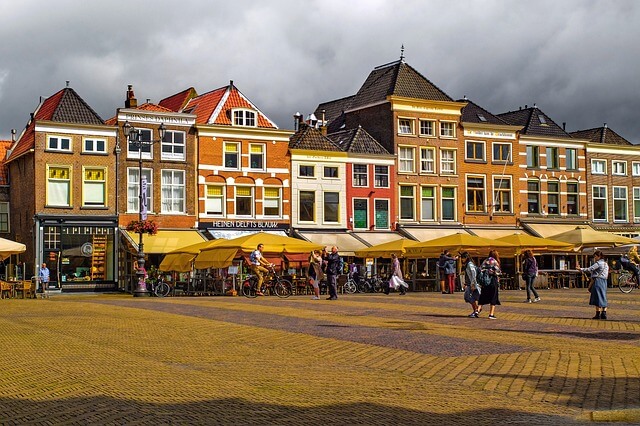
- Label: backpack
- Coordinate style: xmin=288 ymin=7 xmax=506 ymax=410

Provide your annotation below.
xmin=476 ymin=266 xmax=492 ymax=287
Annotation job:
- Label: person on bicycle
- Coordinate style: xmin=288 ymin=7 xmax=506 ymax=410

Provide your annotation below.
xmin=626 ymin=246 xmax=640 ymax=282
xmin=250 ymin=243 xmax=272 ymax=296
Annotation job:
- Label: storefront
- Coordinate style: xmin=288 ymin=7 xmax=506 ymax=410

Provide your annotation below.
xmin=35 ymin=215 xmax=119 ymax=291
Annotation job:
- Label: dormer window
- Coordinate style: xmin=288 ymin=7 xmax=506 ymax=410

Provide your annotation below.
xmin=233 ymin=109 xmax=256 ymax=127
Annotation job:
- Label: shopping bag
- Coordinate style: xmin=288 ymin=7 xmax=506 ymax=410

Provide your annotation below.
xmin=388 ymin=277 xmax=398 ymax=290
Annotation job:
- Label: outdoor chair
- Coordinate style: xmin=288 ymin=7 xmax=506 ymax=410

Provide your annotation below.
xmin=0 ymin=280 xmax=12 ymax=299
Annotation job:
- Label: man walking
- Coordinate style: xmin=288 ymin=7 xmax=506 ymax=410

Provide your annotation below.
xmin=324 ymin=246 xmax=340 ymax=300
xmin=39 ymin=262 xmax=50 ymax=291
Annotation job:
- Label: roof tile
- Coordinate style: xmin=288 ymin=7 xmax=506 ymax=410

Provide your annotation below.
xmin=497 ymin=106 xmax=571 ymax=139
xmin=570 ymin=126 xmax=632 ymax=146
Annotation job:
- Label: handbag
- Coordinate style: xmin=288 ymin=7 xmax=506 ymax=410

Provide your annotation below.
xmin=389 ymin=277 xmax=398 ymax=290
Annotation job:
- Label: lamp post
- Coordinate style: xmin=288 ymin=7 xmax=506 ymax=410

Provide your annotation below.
xmin=122 ymin=120 xmax=166 ymax=297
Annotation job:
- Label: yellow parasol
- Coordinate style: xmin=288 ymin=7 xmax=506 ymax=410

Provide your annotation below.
xmin=404 ymin=232 xmax=515 ymax=258
xmin=354 ymin=238 xmax=419 ymax=258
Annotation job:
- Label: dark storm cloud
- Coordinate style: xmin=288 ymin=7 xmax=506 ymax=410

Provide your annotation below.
xmin=0 ymin=0 xmax=638 ymax=141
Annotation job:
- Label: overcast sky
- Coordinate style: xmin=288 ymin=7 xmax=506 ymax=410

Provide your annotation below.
xmin=1 ymin=0 xmax=638 ymax=142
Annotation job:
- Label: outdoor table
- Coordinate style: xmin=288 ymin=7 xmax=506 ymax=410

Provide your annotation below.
xmin=538 ymin=270 xmax=583 ymax=289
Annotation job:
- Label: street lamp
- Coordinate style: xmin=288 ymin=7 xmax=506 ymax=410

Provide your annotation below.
xmin=122 ymin=120 xmax=166 ymax=297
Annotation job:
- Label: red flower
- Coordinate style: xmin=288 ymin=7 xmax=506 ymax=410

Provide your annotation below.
xmin=126 ymin=220 xmax=159 ymax=235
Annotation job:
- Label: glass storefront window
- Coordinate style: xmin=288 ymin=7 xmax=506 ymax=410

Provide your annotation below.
xmin=58 ymin=226 xmax=114 ymax=283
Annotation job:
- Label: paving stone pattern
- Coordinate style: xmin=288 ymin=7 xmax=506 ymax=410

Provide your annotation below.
xmin=0 ymin=289 xmax=639 ymax=425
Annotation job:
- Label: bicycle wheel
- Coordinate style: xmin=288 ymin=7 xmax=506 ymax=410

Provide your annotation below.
xmin=618 ymin=271 xmax=635 ymax=293
xmin=242 ymin=279 xmax=257 ymax=298
xmin=154 ymin=281 xmax=171 ymax=297
xmin=275 ymin=279 xmax=293 ymax=298
xmin=343 ymin=279 xmax=357 ymax=294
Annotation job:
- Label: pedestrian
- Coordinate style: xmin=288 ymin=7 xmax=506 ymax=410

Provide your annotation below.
xmin=460 ymin=252 xmax=480 ymax=317
xmin=307 ymin=249 xmax=324 ymax=300
xmin=521 ymin=249 xmax=541 ymax=303
xmin=324 ymin=246 xmax=340 ymax=300
xmin=439 ymin=249 xmax=457 ymax=294
xmin=39 ymin=262 xmax=50 ymax=291
xmin=477 ymin=250 xmax=501 ymax=319
xmin=249 ymin=243 xmax=273 ymax=296
xmin=385 ymin=253 xmax=407 ymax=295
xmin=577 ymin=250 xmax=609 ymax=320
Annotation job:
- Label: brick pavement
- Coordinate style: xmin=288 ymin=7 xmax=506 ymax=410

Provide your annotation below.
xmin=0 ymin=289 xmax=639 ymax=425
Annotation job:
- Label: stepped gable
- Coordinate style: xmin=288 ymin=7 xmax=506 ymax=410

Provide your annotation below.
xmin=182 ymin=82 xmax=277 ymax=128
xmin=159 ymin=87 xmax=198 ymax=112
xmin=289 ymin=125 xmax=342 ymax=152
xmin=327 ymin=126 xmax=390 ymax=155
xmin=570 ymin=126 xmax=632 ymax=146
xmin=458 ymin=98 xmax=508 ymax=125
xmin=497 ymin=106 xmax=571 ymax=139
xmin=7 ymin=87 xmax=104 ymax=162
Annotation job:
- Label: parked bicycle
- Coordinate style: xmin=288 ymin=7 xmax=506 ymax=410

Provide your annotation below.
xmin=617 ymin=255 xmax=639 ymax=293
xmin=343 ymin=275 xmax=358 ymax=294
xmin=357 ymin=275 xmax=384 ymax=293
xmin=242 ymin=266 xmax=293 ymax=298
xmin=147 ymin=276 xmax=171 ymax=297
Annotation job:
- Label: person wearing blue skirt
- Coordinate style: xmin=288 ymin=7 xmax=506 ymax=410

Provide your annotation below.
xmin=578 ymin=250 xmax=609 ymax=320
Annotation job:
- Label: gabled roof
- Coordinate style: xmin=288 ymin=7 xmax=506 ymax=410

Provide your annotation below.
xmin=327 ymin=126 xmax=390 ymax=155
xmin=159 ymin=87 xmax=198 ymax=112
xmin=180 ymin=82 xmax=277 ymax=128
xmin=289 ymin=125 xmax=342 ymax=152
xmin=0 ymin=141 xmax=12 ymax=185
xmin=570 ymin=126 xmax=632 ymax=146
xmin=314 ymin=95 xmax=355 ymax=126
xmin=458 ymin=98 xmax=508 ymax=126
xmin=497 ymin=106 xmax=571 ymax=139
xmin=7 ymin=87 xmax=104 ymax=162
xmin=105 ymin=102 xmax=176 ymax=125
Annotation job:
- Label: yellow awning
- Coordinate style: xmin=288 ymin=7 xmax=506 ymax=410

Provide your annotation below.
xmin=466 ymin=227 xmax=523 ymax=239
xmin=125 ymin=230 xmax=207 ymax=254
xmin=523 ymin=223 xmax=585 ymax=238
xmin=400 ymin=227 xmax=468 ymax=242
xmin=351 ymin=231 xmax=405 ymax=247
xmin=297 ymin=231 xmax=368 ymax=256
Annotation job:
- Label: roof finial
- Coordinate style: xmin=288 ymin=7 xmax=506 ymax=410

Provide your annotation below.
xmin=400 ymin=44 xmax=405 ymax=62
xmin=66 ymin=80 xmax=70 ymax=88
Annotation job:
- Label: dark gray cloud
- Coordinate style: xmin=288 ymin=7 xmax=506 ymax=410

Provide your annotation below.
xmin=1 ymin=0 xmax=638 ymax=142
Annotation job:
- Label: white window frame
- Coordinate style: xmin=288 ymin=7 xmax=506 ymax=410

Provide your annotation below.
xmin=439 ymin=121 xmax=456 ymax=138
xmin=353 ymin=164 xmax=368 ymax=187
xmin=398 ymin=146 xmax=415 ymax=173
xmin=374 ymin=165 xmax=389 ymax=188
xmin=592 ymin=185 xmax=608 ymax=221
xmin=612 ymin=160 xmax=627 ymax=176
xmin=299 ymin=164 xmax=315 ymax=178
xmin=82 ymin=138 xmax=106 ymax=154
xmin=323 ymin=166 xmax=339 ymax=179
xmin=127 ymin=168 xmax=153 ymax=213
xmin=466 ymin=175 xmax=486 ymax=213
xmin=127 ymin=129 xmax=152 ymax=160
xmin=493 ymin=176 xmax=512 ymax=214
xmin=224 ymin=142 xmax=241 ymax=170
xmin=353 ymin=198 xmax=369 ymax=230
xmin=82 ymin=167 xmax=106 ymax=207
xmin=440 ymin=149 xmax=456 ymax=174
xmin=492 ymin=142 xmax=511 ymax=163
xmin=591 ymin=159 xmax=606 ymax=175
xmin=420 ymin=147 xmax=435 ymax=174
xmin=232 ymin=109 xmax=256 ymax=127
xmin=419 ymin=119 xmax=435 ymax=137
xmin=633 ymin=162 xmax=640 ymax=177
xmin=205 ymin=185 xmax=225 ymax=216
xmin=249 ymin=143 xmax=266 ymax=171
xmin=399 ymin=185 xmax=416 ymax=221
xmin=465 ymin=140 xmax=485 ymax=161
xmin=397 ymin=118 xmax=414 ymax=135
xmin=263 ymin=187 xmax=281 ymax=218
xmin=613 ymin=186 xmax=628 ymax=222
xmin=374 ymin=199 xmax=390 ymax=229
xmin=234 ymin=186 xmax=254 ymax=217
xmin=161 ymin=169 xmax=185 ymax=214
xmin=46 ymin=165 xmax=72 ymax=207
xmin=161 ymin=130 xmax=186 ymax=161
xmin=299 ymin=190 xmax=316 ymax=223
xmin=47 ymin=135 xmax=72 ymax=152
xmin=420 ymin=186 xmax=436 ymax=221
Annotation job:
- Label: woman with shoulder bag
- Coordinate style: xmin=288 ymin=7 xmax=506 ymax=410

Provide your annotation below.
xmin=477 ymin=250 xmax=501 ymax=320
xmin=461 ymin=252 xmax=480 ymax=317
xmin=522 ymin=249 xmax=540 ymax=303
xmin=577 ymin=250 xmax=609 ymax=320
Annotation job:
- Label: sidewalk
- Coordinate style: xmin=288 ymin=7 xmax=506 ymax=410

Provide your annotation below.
xmin=0 ymin=289 xmax=639 ymax=424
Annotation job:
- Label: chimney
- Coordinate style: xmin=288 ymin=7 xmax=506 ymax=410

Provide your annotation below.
xmin=293 ymin=112 xmax=303 ymax=131
xmin=320 ymin=109 xmax=327 ymax=136
xmin=601 ymin=123 xmax=608 ymax=144
xmin=562 ymin=122 xmax=566 ymax=131
xmin=125 ymin=84 xmax=138 ymax=109
xmin=11 ymin=129 xmax=16 ymax=142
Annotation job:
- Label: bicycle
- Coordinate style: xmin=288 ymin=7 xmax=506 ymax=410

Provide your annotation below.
xmin=242 ymin=266 xmax=293 ymax=298
xmin=343 ymin=274 xmax=357 ymax=294
xmin=617 ymin=255 xmax=639 ymax=293
xmin=358 ymin=275 xmax=384 ymax=293
xmin=148 ymin=276 xmax=171 ymax=297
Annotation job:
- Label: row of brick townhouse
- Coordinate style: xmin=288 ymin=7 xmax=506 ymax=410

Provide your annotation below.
xmin=2 ymin=55 xmax=639 ymax=290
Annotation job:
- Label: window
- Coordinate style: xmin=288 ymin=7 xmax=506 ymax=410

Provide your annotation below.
xmin=493 ymin=177 xmax=512 ymax=213
xmin=614 ymin=187 xmax=628 ymax=222
xmin=83 ymin=138 xmax=106 ymax=154
xmin=323 ymin=192 xmax=339 ymax=222
xmin=47 ymin=135 xmax=71 ymax=152
xmin=224 ymin=142 xmax=240 ymax=169
xmin=493 ymin=143 xmax=511 ymax=162
xmin=546 ymin=147 xmax=559 ymax=169
xmin=127 ymin=168 xmax=152 ymax=213
xmin=527 ymin=180 xmax=540 ymax=214
xmin=465 ymin=141 xmax=484 ymax=161
xmin=441 ymin=187 xmax=456 ymax=221
xmin=566 ymin=148 xmax=577 ymax=171
xmin=299 ymin=164 xmax=315 ymax=178
xmin=161 ymin=130 xmax=186 ymax=161
xmin=612 ymin=161 xmax=627 ymax=176
xmin=233 ymin=109 xmax=256 ymax=127
xmin=299 ymin=191 xmax=315 ymax=222
xmin=248 ymin=144 xmax=265 ymax=170
xmin=634 ymin=188 xmax=640 ymax=222
xmin=547 ymin=181 xmax=559 ymax=215
xmin=466 ymin=176 xmax=485 ymax=212
xmin=234 ymin=186 xmax=253 ymax=217
xmin=374 ymin=165 xmax=389 ymax=188
xmin=83 ymin=168 xmax=106 ymax=207
xmin=526 ymin=146 xmax=539 ymax=168
xmin=441 ymin=149 xmax=456 ymax=174
xmin=374 ymin=199 xmax=389 ymax=229
xmin=324 ymin=166 xmax=338 ymax=178
xmin=439 ymin=121 xmax=455 ymax=138
xmin=398 ymin=118 xmax=413 ymax=135
xmin=161 ymin=170 xmax=185 ymax=214
xmin=419 ymin=120 xmax=435 ymax=136
xmin=399 ymin=186 xmax=415 ymax=220
xmin=398 ymin=147 xmax=415 ymax=173
xmin=567 ymin=182 xmax=579 ymax=215
xmin=353 ymin=164 xmax=368 ymax=187
xmin=263 ymin=187 xmax=281 ymax=217
xmin=633 ymin=162 xmax=640 ymax=176
xmin=591 ymin=159 xmax=606 ymax=174
xmin=420 ymin=147 xmax=435 ymax=173
xmin=0 ymin=202 xmax=9 ymax=232
xmin=47 ymin=166 xmax=71 ymax=207
xmin=421 ymin=186 xmax=435 ymax=221
xmin=353 ymin=199 xmax=368 ymax=229
xmin=592 ymin=186 xmax=607 ymax=221
xmin=128 ymin=129 xmax=152 ymax=159
xmin=205 ymin=185 xmax=224 ymax=215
